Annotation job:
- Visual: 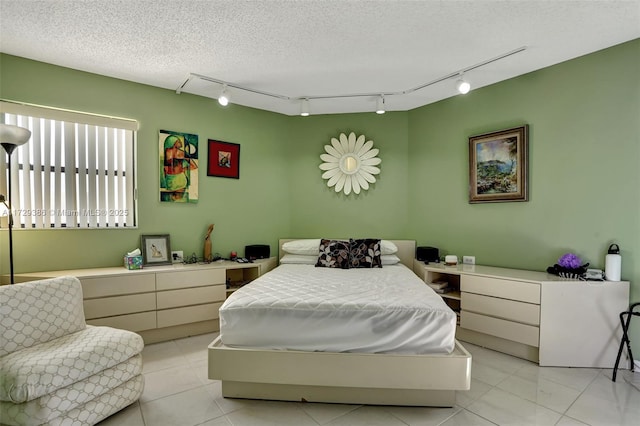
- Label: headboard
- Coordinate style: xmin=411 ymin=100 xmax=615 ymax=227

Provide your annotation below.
xmin=278 ymin=239 xmax=416 ymax=269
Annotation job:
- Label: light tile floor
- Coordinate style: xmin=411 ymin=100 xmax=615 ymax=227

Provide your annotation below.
xmin=98 ymin=332 xmax=640 ymax=426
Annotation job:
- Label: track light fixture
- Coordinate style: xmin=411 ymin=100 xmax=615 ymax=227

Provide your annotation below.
xmin=376 ymin=95 xmax=385 ymax=114
xmin=176 ymin=47 xmax=527 ymax=113
xmin=455 ymin=75 xmax=471 ymax=94
xmin=218 ymin=84 xmax=229 ymax=106
xmin=300 ymin=98 xmax=310 ymax=116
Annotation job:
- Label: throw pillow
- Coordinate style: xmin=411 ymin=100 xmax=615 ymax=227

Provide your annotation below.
xmin=349 ymin=238 xmax=382 ymax=268
xmin=315 ymin=239 xmax=350 ymax=269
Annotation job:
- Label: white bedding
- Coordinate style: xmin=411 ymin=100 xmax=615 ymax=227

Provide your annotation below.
xmin=219 ymin=264 xmax=456 ymax=354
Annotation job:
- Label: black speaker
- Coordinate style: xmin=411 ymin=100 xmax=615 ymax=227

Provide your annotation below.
xmin=245 ymin=244 xmax=270 ymax=260
xmin=416 ymin=246 xmax=439 ymax=263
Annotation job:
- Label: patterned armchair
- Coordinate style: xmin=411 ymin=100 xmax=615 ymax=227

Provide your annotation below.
xmin=0 ymin=276 xmax=144 ymax=425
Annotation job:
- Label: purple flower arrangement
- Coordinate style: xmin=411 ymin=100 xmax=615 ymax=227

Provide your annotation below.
xmin=558 ymin=253 xmax=583 ymax=269
xmin=547 ymin=252 xmax=589 ymax=279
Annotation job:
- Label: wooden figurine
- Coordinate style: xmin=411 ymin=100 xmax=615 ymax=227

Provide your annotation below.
xmin=204 ymin=224 xmax=214 ymax=261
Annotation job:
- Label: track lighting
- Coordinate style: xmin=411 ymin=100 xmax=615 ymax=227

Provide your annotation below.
xmin=218 ymin=84 xmax=229 ymax=106
xmin=176 ymin=47 xmax=527 ymax=113
xmin=300 ymin=98 xmax=310 ymax=116
xmin=456 ymin=75 xmax=471 ymax=94
xmin=375 ymin=95 xmax=385 ymax=114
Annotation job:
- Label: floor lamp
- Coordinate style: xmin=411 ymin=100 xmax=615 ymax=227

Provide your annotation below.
xmin=1 ymin=124 xmax=31 ymax=284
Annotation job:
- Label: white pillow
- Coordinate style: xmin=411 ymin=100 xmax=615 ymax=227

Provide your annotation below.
xmin=381 ymin=254 xmax=401 ymax=265
xmin=282 ymin=238 xmax=397 ymax=255
xmin=279 ymin=254 xmax=318 ymax=264
xmin=281 ymin=239 xmax=321 ymax=255
xmin=380 ymin=240 xmax=398 ymax=255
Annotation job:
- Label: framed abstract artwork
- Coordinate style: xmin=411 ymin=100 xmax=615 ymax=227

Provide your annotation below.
xmin=159 ymin=130 xmax=199 ymax=203
xmin=207 ymin=139 xmax=240 ymax=179
xmin=468 ymin=125 xmax=529 ymax=203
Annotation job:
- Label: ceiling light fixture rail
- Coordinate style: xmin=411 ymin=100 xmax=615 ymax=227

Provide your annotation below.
xmin=175 ymin=46 xmax=527 ymax=110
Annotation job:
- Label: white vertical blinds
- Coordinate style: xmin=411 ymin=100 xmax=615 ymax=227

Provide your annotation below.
xmin=0 ymin=101 xmax=138 ymax=229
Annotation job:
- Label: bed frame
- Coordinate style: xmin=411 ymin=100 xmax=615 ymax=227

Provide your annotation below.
xmin=208 ymin=239 xmax=471 ymax=406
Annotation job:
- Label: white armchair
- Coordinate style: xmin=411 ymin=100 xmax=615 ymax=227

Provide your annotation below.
xmin=0 ymin=276 xmax=144 ymax=426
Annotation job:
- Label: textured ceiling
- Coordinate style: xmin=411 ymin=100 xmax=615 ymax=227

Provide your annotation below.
xmin=0 ymin=0 xmax=638 ymax=115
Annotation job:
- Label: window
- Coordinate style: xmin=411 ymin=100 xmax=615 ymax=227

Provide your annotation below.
xmin=1 ymin=101 xmax=138 ymax=228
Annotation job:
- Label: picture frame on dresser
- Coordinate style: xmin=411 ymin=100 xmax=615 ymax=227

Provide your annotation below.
xmin=468 ymin=125 xmax=528 ymax=203
xmin=141 ymin=234 xmax=172 ymax=266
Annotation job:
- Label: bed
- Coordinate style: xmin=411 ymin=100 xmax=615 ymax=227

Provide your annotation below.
xmin=208 ymin=239 xmax=471 ymax=406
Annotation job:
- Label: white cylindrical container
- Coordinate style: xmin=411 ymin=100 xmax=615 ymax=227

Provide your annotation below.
xmin=605 ymin=244 xmax=622 ymax=281
xmin=445 ymin=255 xmax=458 ymax=266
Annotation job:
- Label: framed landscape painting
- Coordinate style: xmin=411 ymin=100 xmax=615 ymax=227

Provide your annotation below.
xmin=468 ymin=125 xmax=528 ymax=203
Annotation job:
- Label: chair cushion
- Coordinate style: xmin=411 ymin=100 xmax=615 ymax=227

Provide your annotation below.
xmin=0 ymin=325 xmax=144 ymax=403
xmin=0 ymin=276 xmax=86 ymax=356
xmin=0 ymin=355 xmax=143 ymax=426
xmin=47 ymin=374 xmax=144 ymax=426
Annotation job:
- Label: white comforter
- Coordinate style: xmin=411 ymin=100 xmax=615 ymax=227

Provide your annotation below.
xmin=219 ymin=264 xmax=456 ymax=354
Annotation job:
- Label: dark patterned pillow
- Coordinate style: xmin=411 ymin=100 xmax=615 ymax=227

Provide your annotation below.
xmin=349 ymin=238 xmax=382 ymax=268
xmin=315 ymin=239 xmax=350 ymax=269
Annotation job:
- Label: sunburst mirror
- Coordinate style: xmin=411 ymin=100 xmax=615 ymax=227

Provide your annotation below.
xmin=319 ymin=132 xmax=381 ymax=195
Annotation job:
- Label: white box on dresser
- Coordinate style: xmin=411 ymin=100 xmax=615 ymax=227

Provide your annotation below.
xmin=413 ymin=260 xmax=630 ymax=367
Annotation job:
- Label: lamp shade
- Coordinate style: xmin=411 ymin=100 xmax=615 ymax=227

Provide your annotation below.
xmin=0 ymin=124 xmax=31 ymax=155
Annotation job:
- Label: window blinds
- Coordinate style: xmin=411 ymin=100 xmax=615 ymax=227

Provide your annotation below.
xmin=0 ymin=101 xmax=138 ymax=228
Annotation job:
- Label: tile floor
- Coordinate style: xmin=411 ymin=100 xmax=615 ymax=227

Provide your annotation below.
xmin=98 ymin=332 xmax=640 ymax=426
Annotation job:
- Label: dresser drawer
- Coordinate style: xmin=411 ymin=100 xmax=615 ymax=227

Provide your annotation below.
xmin=461 ymin=311 xmax=540 ymax=347
xmin=86 ymin=311 xmax=157 ymax=332
xmin=156 ymin=285 xmax=226 ymax=309
xmin=462 ymin=292 xmax=540 ymax=325
xmin=84 ymin=293 xmax=156 ymax=319
xmin=156 ymin=269 xmax=226 ymax=291
xmin=461 ymin=275 xmax=540 ymax=304
xmin=81 ymin=274 xmax=156 ymax=298
xmin=157 ymin=302 xmax=223 ymax=328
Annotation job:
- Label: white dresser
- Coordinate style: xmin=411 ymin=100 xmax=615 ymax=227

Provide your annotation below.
xmin=11 ymin=258 xmax=277 ymax=343
xmin=413 ymin=260 xmax=630 ymax=367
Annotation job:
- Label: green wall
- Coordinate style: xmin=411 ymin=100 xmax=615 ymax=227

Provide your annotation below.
xmin=286 ymin=112 xmax=410 ymax=238
xmin=408 ymin=39 xmax=639 ymax=281
xmin=0 ymin=55 xmax=292 ymax=271
xmin=1 ymin=39 xmax=639 ymax=353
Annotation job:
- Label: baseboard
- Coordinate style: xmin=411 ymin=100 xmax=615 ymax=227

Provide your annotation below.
xmin=138 ymin=320 xmax=218 ymax=344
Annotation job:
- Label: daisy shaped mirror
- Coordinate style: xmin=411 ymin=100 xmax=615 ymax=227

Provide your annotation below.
xmin=319 ymin=132 xmax=381 ymax=195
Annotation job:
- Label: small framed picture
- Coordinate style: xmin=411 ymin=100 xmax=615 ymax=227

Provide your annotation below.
xmin=141 ymin=234 xmax=172 ymax=266
xmin=207 ymin=139 xmax=240 ymax=179
xmin=468 ymin=125 xmax=529 ymax=203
